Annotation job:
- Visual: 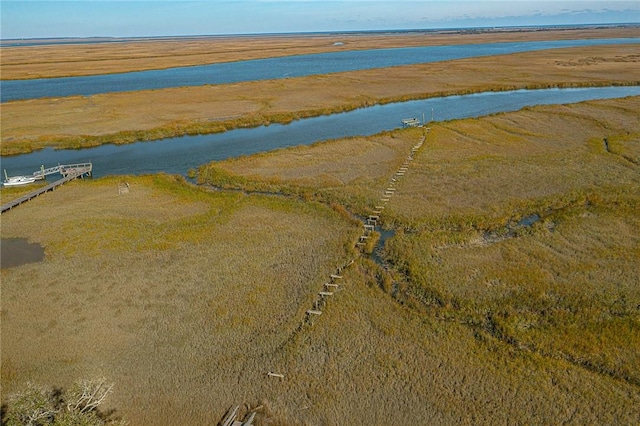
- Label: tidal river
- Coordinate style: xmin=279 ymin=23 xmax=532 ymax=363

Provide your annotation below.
xmin=2 ymin=86 xmax=639 ymax=179
xmin=1 ymin=37 xmax=638 ymax=102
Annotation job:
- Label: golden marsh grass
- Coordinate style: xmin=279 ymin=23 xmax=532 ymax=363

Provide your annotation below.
xmin=196 ymin=97 xmax=640 ymax=421
xmin=2 ymin=171 xmax=639 ymax=424
xmin=1 ymin=175 xmax=362 ymax=424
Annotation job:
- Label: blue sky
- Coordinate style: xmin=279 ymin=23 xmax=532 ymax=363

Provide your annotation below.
xmin=1 ymin=1 xmax=639 ymax=39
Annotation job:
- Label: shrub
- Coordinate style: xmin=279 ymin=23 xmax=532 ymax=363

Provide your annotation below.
xmin=2 ymin=379 xmax=125 ymax=426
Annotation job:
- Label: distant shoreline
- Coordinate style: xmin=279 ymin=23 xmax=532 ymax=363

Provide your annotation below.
xmin=2 ymin=22 xmax=638 ymax=47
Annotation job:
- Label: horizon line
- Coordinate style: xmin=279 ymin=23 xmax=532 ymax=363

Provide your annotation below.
xmin=2 ymin=22 xmax=638 ymax=44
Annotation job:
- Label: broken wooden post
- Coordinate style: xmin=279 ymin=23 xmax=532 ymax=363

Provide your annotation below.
xmin=221 ymin=406 xmax=240 ymax=426
xmin=244 ymin=412 xmax=256 ymax=426
xmin=267 ymin=372 xmax=285 ymax=378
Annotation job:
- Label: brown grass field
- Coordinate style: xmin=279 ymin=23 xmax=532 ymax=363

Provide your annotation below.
xmin=2 ymin=41 xmax=639 ymax=155
xmin=2 ymin=96 xmax=639 ymax=424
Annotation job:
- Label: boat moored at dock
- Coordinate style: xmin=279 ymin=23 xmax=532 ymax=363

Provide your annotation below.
xmin=2 ymin=174 xmax=37 ymax=187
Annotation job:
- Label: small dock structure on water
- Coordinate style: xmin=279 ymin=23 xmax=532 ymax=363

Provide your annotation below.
xmin=1 ymin=162 xmax=93 ymax=214
xmin=31 ymin=162 xmax=93 ymax=180
xmin=401 ymin=117 xmax=421 ymax=128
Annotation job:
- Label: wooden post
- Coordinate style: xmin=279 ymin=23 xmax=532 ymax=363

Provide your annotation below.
xmin=221 ymin=406 xmax=240 ymax=426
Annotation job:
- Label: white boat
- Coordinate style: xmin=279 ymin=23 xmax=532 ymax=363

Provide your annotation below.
xmin=3 ymin=170 xmax=37 ymax=187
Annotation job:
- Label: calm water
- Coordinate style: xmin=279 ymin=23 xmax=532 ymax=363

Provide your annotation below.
xmin=2 ymin=86 xmax=638 ymax=179
xmin=1 ymin=38 xmax=638 ymax=102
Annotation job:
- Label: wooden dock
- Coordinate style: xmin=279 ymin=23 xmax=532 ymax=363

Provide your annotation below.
xmin=1 ymin=163 xmax=92 ymax=214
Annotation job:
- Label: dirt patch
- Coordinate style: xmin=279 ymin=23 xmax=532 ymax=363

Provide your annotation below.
xmin=1 ymin=238 xmax=45 ymax=268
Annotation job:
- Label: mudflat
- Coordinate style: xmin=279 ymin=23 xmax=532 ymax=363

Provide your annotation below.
xmin=0 ymin=238 xmax=45 ymax=268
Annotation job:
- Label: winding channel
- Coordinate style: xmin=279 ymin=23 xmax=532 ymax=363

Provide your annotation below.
xmin=2 ymin=86 xmax=639 ymax=178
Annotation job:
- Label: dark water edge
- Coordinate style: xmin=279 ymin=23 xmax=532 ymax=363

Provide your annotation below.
xmin=2 ymin=86 xmax=639 ymax=180
xmin=1 ymin=238 xmax=45 ymax=268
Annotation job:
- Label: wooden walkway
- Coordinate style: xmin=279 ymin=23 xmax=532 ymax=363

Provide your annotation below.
xmin=1 ymin=170 xmax=89 ymax=214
